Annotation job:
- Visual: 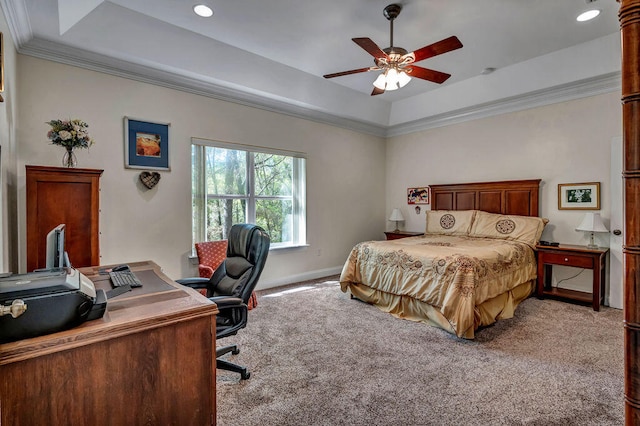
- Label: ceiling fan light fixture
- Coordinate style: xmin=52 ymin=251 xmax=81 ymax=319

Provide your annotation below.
xmin=576 ymin=9 xmax=600 ymax=22
xmin=386 ymin=68 xmax=400 ymax=86
xmin=193 ymin=4 xmax=214 ymax=18
xmin=327 ymin=4 xmax=461 ymax=96
xmin=397 ymin=71 xmax=411 ymax=88
xmin=373 ymin=73 xmax=388 ymax=90
xmin=373 ymin=69 xmax=411 ymax=91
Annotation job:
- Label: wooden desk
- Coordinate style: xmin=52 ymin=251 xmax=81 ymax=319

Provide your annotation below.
xmin=536 ymin=244 xmax=608 ymax=311
xmin=0 ymin=261 xmax=218 ymax=426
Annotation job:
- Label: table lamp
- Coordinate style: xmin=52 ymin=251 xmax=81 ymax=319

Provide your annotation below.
xmin=575 ymin=212 xmax=608 ymax=248
xmin=389 ymin=208 xmax=405 ymax=232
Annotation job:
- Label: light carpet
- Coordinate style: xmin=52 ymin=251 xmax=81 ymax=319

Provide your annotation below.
xmin=216 ymin=276 xmax=623 ymax=425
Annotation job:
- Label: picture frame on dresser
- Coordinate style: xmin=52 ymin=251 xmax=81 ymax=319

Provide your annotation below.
xmin=558 ymin=182 xmax=600 ymax=210
xmin=124 ymin=117 xmax=170 ymax=170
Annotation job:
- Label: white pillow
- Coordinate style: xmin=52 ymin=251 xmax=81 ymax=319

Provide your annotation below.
xmin=425 ymin=210 xmax=476 ymax=236
xmin=469 ymin=210 xmax=546 ymax=246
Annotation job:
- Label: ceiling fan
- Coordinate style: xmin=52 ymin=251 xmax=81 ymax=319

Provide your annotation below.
xmin=323 ymin=3 xmax=463 ymax=96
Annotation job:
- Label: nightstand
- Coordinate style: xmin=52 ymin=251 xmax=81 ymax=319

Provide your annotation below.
xmin=384 ymin=231 xmax=424 ymax=240
xmin=535 ymin=244 xmax=608 ymax=311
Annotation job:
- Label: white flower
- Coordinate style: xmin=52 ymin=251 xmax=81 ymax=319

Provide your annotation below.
xmin=46 ymin=118 xmax=94 ymax=149
xmin=58 ymin=130 xmax=72 ymax=140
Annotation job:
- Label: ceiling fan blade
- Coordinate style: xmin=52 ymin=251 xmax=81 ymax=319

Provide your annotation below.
xmin=412 ymin=36 xmax=463 ymax=63
xmin=371 ymin=86 xmax=385 ymax=96
xmin=323 ymin=67 xmax=373 ymax=79
xmin=352 ymin=37 xmax=388 ymax=59
xmin=408 ymin=66 xmax=451 ymax=84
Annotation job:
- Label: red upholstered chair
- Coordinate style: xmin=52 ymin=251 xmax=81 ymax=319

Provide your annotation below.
xmin=195 ymin=240 xmax=258 ymax=310
xmin=195 ymin=240 xmax=228 ymax=279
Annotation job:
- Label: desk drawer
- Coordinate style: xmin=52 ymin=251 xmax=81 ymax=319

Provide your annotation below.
xmin=541 ymin=252 xmax=594 ymax=268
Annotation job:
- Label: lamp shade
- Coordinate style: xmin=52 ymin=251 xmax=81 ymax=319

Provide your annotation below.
xmin=389 ymin=208 xmax=404 ymax=222
xmin=373 ymin=70 xmax=412 ymax=91
xmin=575 ymin=212 xmax=608 ymax=233
xmin=373 ymin=73 xmax=387 ymax=90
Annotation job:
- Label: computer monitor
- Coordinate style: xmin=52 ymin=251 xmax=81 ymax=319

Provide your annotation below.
xmin=45 ymin=224 xmax=70 ymax=269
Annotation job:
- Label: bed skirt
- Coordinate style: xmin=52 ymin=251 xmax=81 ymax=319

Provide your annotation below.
xmin=345 ymin=279 xmax=535 ymax=339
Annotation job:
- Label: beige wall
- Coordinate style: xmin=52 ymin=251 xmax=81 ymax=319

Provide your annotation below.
xmin=386 ymin=92 xmax=620 ymax=242
xmin=0 ymin=9 xmax=18 ymax=272
xmin=14 ymin=56 xmax=386 ymax=286
xmin=386 ymin=92 xmax=622 ymax=302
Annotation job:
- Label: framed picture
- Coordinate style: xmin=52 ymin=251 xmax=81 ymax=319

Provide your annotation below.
xmin=558 ymin=182 xmax=600 ymax=210
xmin=407 ymin=187 xmax=430 ymax=204
xmin=124 ymin=117 xmax=170 ymax=170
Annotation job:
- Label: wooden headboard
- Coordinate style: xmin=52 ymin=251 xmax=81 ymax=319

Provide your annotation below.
xmin=430 ymin=179 xmax=541 ymax=217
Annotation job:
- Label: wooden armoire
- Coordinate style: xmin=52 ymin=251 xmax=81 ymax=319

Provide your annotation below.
xmin=26 ymin=165 xmax=103 ymax=271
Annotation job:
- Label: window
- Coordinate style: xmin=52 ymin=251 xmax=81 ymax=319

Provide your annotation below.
xmin=192 ymin=139 xmax=306 ymax=248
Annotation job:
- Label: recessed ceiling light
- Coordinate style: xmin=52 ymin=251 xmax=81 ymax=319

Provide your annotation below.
xmin=193 ymin=4 xmax=214 ymax=18
xmin=576 ymin=9 xmax=600 ymax=22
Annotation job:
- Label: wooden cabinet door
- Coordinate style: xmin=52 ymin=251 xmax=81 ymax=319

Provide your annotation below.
xmin=26 ymin=166 xmax=103 ymax=270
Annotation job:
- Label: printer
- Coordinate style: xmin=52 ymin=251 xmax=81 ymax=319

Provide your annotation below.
xmin=0 ymin=268 xmax=107 ymax=343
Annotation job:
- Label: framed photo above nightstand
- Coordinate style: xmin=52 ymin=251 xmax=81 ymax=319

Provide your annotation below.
xmin=558 ymin=182 xmax=600 ymax=210
xmin=407 ymin=187 xmax=430 ymax=204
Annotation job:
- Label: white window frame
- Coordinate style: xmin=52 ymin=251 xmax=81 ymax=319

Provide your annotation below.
xmin=191 ymin=138 xmax=307 ymax=249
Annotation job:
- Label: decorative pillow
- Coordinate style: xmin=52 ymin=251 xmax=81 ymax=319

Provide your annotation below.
xmin=425 ymin=210 xmax=477 ymax=236
xmin=469 ymin=210 xmax=546 ymax=246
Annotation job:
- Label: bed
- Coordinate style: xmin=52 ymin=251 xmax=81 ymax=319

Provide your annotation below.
xmin=339 ymin=179 xmax=545 ymax=339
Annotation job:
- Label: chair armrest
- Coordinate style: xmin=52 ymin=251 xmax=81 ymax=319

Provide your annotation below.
xmin=198 ymin=264 xmax=214 ymax=278
xmin=209 ymin=295 xmax=244 ymax=309
xmin=210 ymin=296 xmax=248 ymax=339
xmin=175 ymin=277 xmax=209 ymax=289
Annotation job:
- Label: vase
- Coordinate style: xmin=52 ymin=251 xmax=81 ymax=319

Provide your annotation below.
xmin=62 ymin=147 xmax=77 ymax=168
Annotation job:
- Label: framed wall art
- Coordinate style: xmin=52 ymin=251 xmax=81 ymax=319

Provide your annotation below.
xmin=407 ymin=187 xmax=430 ymax=204
xmin=124 ymin=117 xmax=170 ymax=170
xmin=558 ymin=182 xmax=600 ymax=210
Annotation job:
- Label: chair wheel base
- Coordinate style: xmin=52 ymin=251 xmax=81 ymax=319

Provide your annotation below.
xmin=217 ymin=353 xmax=251 ymax=380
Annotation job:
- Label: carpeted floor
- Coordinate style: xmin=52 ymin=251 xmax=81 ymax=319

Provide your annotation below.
xmin=216 ymin=276 xmax=624 ymax=426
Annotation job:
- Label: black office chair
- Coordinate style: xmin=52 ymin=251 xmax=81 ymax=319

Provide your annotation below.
xmin=177 ymin=224 xmax=270 ymax=380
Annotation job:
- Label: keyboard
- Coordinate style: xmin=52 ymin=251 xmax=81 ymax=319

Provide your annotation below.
xmin=109 ymin=270 xmax=143 ymax=288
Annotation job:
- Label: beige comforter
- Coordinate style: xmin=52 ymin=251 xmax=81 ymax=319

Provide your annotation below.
xmin=339 ymin=234 xmax=537 ymax=338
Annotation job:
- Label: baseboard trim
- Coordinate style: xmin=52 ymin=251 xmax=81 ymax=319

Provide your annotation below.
xmin=258 ymin=266 xmax=342 ymax=290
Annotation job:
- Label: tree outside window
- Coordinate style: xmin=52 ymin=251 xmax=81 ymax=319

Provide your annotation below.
xmin=192 ymin=141 xmax=306 ymax=248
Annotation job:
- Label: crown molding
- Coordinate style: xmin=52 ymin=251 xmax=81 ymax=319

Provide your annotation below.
xmin=12 ymin=35 xmax=621 ymax=140
xmin=385 ymin=71 xmax=621 ymax=137
xmin=17 ymin=37 xmax=389 ymax=137
xmin=0 ymin=0 xmax=32 ymax=46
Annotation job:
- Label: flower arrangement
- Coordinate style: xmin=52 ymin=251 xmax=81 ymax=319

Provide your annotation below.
xmin=46 ymin=119 xmax=94 ymax=149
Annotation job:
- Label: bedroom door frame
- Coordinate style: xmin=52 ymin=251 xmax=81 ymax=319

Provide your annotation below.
xmin=610 ymin=136 xmax=623 ymax=309
xmin=619 ymin=0 xmax=640 ymax=421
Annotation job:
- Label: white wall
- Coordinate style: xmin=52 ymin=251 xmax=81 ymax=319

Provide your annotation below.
xmin=386 ymin=92 xmax=622 ymax=301
xmin=14 ymin=56 xmax=386 ymax=287
xmin=0 ymin=8 xmax=18 ymax=272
